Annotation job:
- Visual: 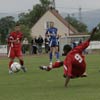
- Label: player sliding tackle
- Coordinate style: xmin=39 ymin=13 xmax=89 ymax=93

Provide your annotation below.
xmin=39 ymin=26 xmax=99 ymax=87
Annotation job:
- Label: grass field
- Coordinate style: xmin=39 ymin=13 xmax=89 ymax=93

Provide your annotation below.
xmin=0 ymin=54 xmax=100 ymax=100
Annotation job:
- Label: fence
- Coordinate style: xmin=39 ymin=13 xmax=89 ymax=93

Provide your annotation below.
xmin=59 ymin=37 xmax=100 ymax=55
xmin=0 ymin=45 xmax=7 ymax=56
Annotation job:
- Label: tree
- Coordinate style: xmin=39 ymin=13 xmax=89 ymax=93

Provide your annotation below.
xmin=40 ymin=0 xmax=51 ymax=10
xmin=65 ymin=15 xmax=88 ymax=33
xmin=0 ymin=16 xmax=15 ymax=44
xmin=20 ymin=25 xmax=31 ymax=42
xmin=18 ymin=0 xmax=51 ymax=28
xmin=91 ymin=23 xmax=100 ymax=40
xmin=17 ymin=0 xmax=51 ymax=42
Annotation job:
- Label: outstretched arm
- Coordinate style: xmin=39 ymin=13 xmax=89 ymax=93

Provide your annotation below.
xmin=88 ymin=26 xmax=99 ymax=41
xmin=65 ymin=76 xmax=70 ymax=87
xmin=74 ymin=26 xmax=99 ymax=52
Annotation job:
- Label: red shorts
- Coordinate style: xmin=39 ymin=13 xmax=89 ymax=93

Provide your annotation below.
xmin=8 ymin=47 xmax=22 ymax=59
xmin=64 ymin=64 xmax=86 ymax=78
xmin=71 ymin=65 xmax=86 ymax=78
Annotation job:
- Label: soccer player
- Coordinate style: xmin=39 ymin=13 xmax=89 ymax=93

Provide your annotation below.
xmin=7 ymin=23 xmax=27 ymax=74
xmin=40 ymin=27 xmax=98 ymax=87
xmin=46 ymin=22 xmax=60 ymax=65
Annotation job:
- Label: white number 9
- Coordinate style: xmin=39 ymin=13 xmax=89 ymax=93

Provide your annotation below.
xmin=74 ymin=54 xmax=83 ymax=63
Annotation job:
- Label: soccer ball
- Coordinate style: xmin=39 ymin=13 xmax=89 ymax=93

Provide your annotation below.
xmin=11 ymin=62 xmax=21 ymax=73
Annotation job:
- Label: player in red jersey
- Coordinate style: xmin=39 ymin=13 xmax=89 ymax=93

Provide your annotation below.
xmin=7 ymin=23 xmax=27 ymax=74
xmin=39 ymin=26 xmax=99 ymax=87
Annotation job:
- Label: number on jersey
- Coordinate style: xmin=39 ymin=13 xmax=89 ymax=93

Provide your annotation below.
xmin=75 ymin=54 xmax=83 ymax=63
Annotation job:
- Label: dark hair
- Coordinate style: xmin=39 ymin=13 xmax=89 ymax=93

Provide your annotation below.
xmin=15 ymin=23 xmax=20 ymax=26
xmin=62 ymin=44 xmax=72 ymax=56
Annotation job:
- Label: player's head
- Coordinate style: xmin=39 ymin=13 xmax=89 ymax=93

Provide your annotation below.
xmin=62 ymin=44 xmax=72 ymax=56
xmin=15 ymin=23 xmax=21 ymax=32
xmin=50 ymin=22 xmax=54 ymax=28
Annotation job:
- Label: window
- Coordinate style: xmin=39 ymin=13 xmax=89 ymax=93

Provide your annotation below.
xmin=44 ymin=21 xmax=54 ymax=29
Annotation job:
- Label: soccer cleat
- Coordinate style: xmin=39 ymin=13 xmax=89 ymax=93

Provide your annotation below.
xmin=81 ymin=72 xmax=87 ymax=77
xmin=21 ymin=66 xmax=27 ymax=72
xmin=39 ymin=65 xmax=51 ymax=71
xmin=63 ymin=74 xmax=67 ymax=78
xmin=81 ymin=74 xmax=87 ymax=77
xmin=39 ymin=66 xmax=48 ymax=70
xmin=49 ymin=62 xmax=52 ymax=65
xmin=9 ymin=69 xmax=13 ymax=74
xmin=56 ymin=59 xmax=60 ymax=62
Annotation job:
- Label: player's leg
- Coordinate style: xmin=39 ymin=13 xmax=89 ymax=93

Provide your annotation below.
xmin=8 ymin=47 xmax=15 ymax=74
xmin=55 ymin=46 xmax=60 ymax=62
xmin=39 ymin=61 xmax=63 ymax=71
xmin=18 ymin=56 xmax=27 ymax=72
xmin=49 ymin=47 xmax=53 ymax=64
xmin=9 ymin=58 xmax=14 ymax=74
xmin=16 ymin=47 xmax=27 ymax=72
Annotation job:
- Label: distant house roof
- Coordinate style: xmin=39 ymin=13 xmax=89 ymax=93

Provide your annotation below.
xmin=31 ymin=8 xmax=88 ymax=38
xmin=48 ymin=9 xmax=79 ymax=34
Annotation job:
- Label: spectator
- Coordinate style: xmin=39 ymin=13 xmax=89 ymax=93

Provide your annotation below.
xmin=44 ymin=36 xmax=50 ymax=53
xmin=78 ymin=39 xmax=82 ymax=45
xmin=31 ymin=36 xmax=37 ymax=54
xmin=37 ymin=35 xmax=43 ymax=54
xmin=22 ymin=38 xmax=29 ymax=54
xmin=71 ymin=40 xmax=77 ymax=49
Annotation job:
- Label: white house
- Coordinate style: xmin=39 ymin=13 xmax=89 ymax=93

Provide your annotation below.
xmin=31 ymin=9 xmax=89 ymax=37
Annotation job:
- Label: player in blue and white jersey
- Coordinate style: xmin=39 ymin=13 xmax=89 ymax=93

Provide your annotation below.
xmin=45 ymin=22 xmax=60 ymax=65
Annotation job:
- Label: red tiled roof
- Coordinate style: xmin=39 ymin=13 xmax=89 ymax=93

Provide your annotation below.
xmin=49 ymin=9 xmax=79 ymax=34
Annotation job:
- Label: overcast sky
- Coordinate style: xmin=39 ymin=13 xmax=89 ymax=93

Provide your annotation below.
xmin=0 ymin=0 xmax=100 ymax=13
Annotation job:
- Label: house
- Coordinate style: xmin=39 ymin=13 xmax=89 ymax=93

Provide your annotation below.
xmin=31 ymin=9 xmax=89 ymax=39
xmin=31 ymin=9 xmax=89 ymax=54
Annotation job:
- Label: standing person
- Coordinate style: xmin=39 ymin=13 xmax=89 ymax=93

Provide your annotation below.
xmin=31 ymin=36 xmax=37 ymax=54
xmin=71 ymin=40 xmax=77 ymax=49
xmin=37 ymin=35 xmax=43 ymax=54
xmin=40 ymin=27 xmax=98 ymax=87
xmin=22 ymin=37 xmax=29 ymax=54
xmin=44 ymin=36 xmax=50 ymax=53
xmin=7 ymin=23 xmax=27 ymax=74
xmin=46 ymin=22 xmax=60 ymax=65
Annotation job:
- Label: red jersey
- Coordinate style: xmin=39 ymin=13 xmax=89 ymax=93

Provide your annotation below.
xmin=64 ymin=40 xmax=90 ymax=78
xmin=8 ymin=31 xmax=23 ymax=48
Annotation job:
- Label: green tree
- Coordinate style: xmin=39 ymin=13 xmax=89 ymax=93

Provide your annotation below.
xmin=91 ymin=24 xmax=100 ymax=40
xmin=65 ymin=15 xmax=88 ymax=33
xmin=0 ymin=16 xmax=15 ymax=44
xmin=20 ymin=25 xmax=31 ymax=42
xmin=18 ymin=0 xmax=51 ymax=28
xmin=17 ymin=0 xmax=51 ymax=41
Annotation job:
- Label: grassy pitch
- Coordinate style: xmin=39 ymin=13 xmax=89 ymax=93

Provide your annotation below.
xmin=0 ymin=54 xmax=100 ymax=100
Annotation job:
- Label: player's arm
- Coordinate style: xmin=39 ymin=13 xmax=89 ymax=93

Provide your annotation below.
xmin=88 ymin=26 xmax=99 ymax=41
xmin=45 ymin=29 xmax=50 ymax=37
xmin=8 ymin=35 xmax=20 ymax=43
xmin=9 ymin=39 xmax=17 ymax=43
xmin=16 ymin=33 xmax=23 ymax=43
xmin=64 ymin=58 xmax=72 ymax=87
xmin=7 ymin=35 xmax=15 ymax=43
xmin=74 ymin=27 xmax=99 ymax=52
xmin=65 ymin=76 xmax=70 ymax=87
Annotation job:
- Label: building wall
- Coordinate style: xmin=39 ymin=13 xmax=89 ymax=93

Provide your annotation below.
xmin=31 ymin=11 xmax=74 ymax=38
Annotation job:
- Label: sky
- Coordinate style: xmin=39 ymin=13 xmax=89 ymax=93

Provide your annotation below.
xmin=0 ymin=0 xmax=100 ymax=13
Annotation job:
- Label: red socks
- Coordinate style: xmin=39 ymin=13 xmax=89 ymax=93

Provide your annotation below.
xmin=19 ymin=60 xmax=24 ymax=66
xmin=52 ymin=61 xmax=63 ymax=68
xmin=9 ymin=61 xmax=13 ymax=69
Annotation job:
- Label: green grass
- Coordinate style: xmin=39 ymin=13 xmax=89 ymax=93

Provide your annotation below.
xmin=0 ymin=54 xmax=100 ymax=100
